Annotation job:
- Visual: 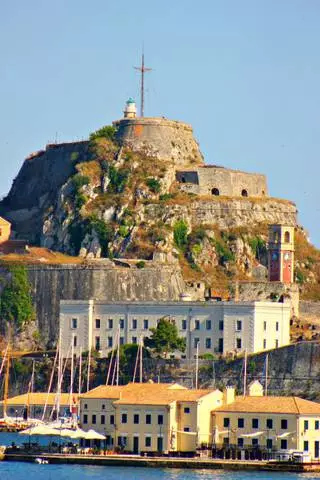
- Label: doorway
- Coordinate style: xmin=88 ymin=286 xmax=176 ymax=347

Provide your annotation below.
xmin=133 ymin=436 xmax=139 ymax=454
xmin=157 ymin=436 xmax=163 ymax=452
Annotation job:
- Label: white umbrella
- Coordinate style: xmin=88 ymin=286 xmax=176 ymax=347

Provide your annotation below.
xmin=70 ymin=428 xmax=92 ymax=439
xmin=19 ymin=425 xmax=60 ymax=436
xmin=59 ymin=428 xmax=79 ymax=439
xmin=85 ymin=429 xmax=106 ymax=440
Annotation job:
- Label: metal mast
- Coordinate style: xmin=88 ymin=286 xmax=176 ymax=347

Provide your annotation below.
xmin=134 ymin=52 xmax=152 ymax=117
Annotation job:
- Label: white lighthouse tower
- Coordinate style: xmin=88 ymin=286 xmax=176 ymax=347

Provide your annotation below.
xmin=123 ymin=98 xmax=137 ymax=119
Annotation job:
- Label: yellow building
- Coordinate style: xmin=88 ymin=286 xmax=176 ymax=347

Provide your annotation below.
xmin=80 ymin=382 xmax=223 ymax=453
xmin=212 ymin=381 xmax=320 ymax=461
xmin=0 ymin=216 xmax=11 ymax=243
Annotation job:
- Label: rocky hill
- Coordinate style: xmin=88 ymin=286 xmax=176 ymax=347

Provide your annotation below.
xmin=0 ymin=117 xmax=319 ymax=306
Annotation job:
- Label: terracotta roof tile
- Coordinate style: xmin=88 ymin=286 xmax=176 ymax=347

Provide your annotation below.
xmin=213 ymin=396 xmax=320 ymax=415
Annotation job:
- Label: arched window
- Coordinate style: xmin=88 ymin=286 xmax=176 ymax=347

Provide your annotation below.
xmin=211 ymin=188 xmax=220 ymax=196
xmin=284 ymin=231 xmax=290 ymax=243
xmin=262 ymin=190 xmax=265 ymax=196
xmin=241 ymin=189 xmax=248 ymax=197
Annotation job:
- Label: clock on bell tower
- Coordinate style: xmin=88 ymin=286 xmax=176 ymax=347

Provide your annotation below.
xmin=268 ymin=224 xmax=294 ymax=284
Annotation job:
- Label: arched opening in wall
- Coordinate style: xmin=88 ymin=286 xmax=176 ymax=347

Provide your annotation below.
xmin=284 ymin=231 xmax=290 ymax=243
xmin=181 ymin=176 xmax=186 ymax=183
xmin=262 ymin=190 xmax=265 ymax=196
xmin=241 ymin=189 xmax=248 ymax=197
xmin=211 ymin=188 xmax=220 ymax=196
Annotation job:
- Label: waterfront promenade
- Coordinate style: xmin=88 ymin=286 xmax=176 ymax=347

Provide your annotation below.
xmin=4 ymin=452 xmax=320 ymax=472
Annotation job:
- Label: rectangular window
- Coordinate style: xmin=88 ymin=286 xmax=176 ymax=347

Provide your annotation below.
xmin=73 ymin=336 xmax=77 ymax=347
xmin=101 ymin=415 xmax=105 ymax=425
xmin=144 ymin=319 xmax=149 ymax=330
xmin=84 ymin=403 xmax=88 ymax=410
xmin=236 ymin=338 xmax=242 ymax=349
xmin=263 ymin=321 xmax=267 ymax=331
xmin=275 ymin=339 xmax=279 ymax=348
xmin=108 ymin=336 xmax=113 ymax=348
xmin=95 ymin=318 xmax=100 ymax=329
xmin=252 ymin=438 xmax=259 ymax=447
xmin=316 ymin=420 xmax=319 ymax=430
xmin=252 ymin=418 xmax=259 ymax=429
xmin=92 ymin=414 xmax=96 ymax=424
xmin=266 ymin=418 xmax=273 ymax=429
xmin=219 ymin=320 xmax=224 ymax=331
xmin=110 ymin=415 xmax=114 ymax=425
xmin=236 ymin=320 xmax=242 ymax=331
xmin=184 ymin=407 xmax=190 ymax=414
xmin=158 ymin=415 xmax=163 ymax=425
xmin=281 ymin=419 xmax=288 ymax=430
xmin=206 ymin=320 xmax=212 ymax=330
xmin=134 ymin=414 xmax=139 ymax=424
xmin=263 ymin=339 xmax=267 ymax=349
xmin=132 ymin=336 xmax=137 ymax=344
xmin=238 ymin=418 xmax=244 ymax=428
xmin=281 ymin=439 xmax=287 ymax=449
xmin=223 ymin=418 xmax=230 ymax=428
xmin=120 ymin=336 xmax=124 ymax=345
xmin=276 ymin=321 xmax=279 ymax=332
xmin=237 ymin=438 xmax=244 ymax=447
xmin=146 ymin=414 xmax=151 ymax=424
xmin=206 ymin=338 xmax=211 ymax=349
xmin=223 ymin=437 xmax=229 ymax=445
xmin=184 ymin=427 xmax=190 ymax=432
xmin=119 ymin=318 xmax=124 ymax=329
xmin=304 ymin=420 xmax=309 ymax=431
xmin=108 ymin=318 xmax=113 ymax=329
xmin=266 ymin=439 xmax=273 ymax=449
xmin=195 ymin=320 xmax=200 ymax=330
xmin=95 ymin=336 xmax=100 ymax=350
xmin=304 ymin=440 xmax=309 ymax=452
xmin=182 ymin=319 xmax=187 ymax=330
xmin=102 ymin=404 xmax=105 ymax=410
xmin=194 ymin=338 xmax=200 ymax=349
xmin=71 ymin=318 xmax=78 ymax=329
xmin=121 ymin=413 xmax=127 ymax=424
xmin=145 ymin=436 xmax=151 ymax=447
xmin=118 ymin=436 xmax=127 ymax=447
xmin=132 ymin=319 xmax=137 ymax=329
xmin=83 ymin=414 xmax=88 ymax=424
xmin=218 ymin=338 xmax=224 ymax=353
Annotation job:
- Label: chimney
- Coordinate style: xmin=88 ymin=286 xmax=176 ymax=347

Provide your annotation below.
xmin=223 ymin=386 xmax=235 ymax=405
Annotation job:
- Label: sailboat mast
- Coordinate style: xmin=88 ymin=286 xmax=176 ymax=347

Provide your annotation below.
xmin=243 ymin=349 xmax=247 ymax=396
xmin=195 ymin=341 xmax=199 ymax=389
xmin=3 ymin=347 xmax=10 ymax=418
xmin=139 ymin=336 xmax=143 ymax=383
xmin=86 ymin=348 xmax=91 ymax=393
xmin=116 ymin=326 xmax=120 ymax=386
xmin=69 ymin=337 xmax=74 ymax=412
xmin=265 ymin=353 xmax=269 ymax=396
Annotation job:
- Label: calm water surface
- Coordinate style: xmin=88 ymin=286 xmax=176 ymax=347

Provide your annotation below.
xmin=1 ymin=434 xmax=320 ymax=480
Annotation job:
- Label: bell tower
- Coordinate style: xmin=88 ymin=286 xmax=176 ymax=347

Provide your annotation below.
xmin=268 ymin=224 xmax=294 ymax=283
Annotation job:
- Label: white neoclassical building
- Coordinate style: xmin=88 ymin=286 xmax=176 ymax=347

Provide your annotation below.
xmin=59 ymin=300 xmax=290 ymax=359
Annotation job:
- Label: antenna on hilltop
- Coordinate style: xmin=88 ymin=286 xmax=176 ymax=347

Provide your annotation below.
xmin=134 ymin=50 xmax=152 ymax=117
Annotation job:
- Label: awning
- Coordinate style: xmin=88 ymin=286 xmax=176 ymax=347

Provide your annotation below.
xmin=176 ymin=430 xmax=197 ymax=436
xmin=240 ymin=431 xmax=264 ymax=438
xmin=276 ymin=431 xmax=295 ymax=439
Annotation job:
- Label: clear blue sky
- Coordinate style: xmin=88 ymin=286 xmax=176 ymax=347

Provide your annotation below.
xmin=1 ymin=0 xmax=319 ymax=246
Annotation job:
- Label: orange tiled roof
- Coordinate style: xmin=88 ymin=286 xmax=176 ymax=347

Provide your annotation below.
xmin=0 ymin=392 xmax=78 ymax=406
xmin=81 ymin=382 xmax=216 ymax=405
xmin=213 ymin=396 xmax=320 ymax=415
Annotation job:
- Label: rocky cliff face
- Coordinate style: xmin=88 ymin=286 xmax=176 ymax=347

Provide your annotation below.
xmin=1 ymin=119 xmax=318 ymax=304
xmin=0 ymin=263 xmax=185 ymax=346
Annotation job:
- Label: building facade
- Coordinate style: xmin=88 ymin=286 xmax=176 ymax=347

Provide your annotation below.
xmin=80 ymin=382 xmax=222 ymax=453
xmin=212 ymin=381 xmax=320 ymax=461
xmin=59 ymin=300 xmax=290 ymax=359
xmin=268 ymin=224 xmax=295 ymax=284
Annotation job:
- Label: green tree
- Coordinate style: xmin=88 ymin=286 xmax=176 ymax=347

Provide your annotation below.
xmin=173 ymin=220 xmax=188 ymax=250
xmin=89 ymin=125 xmax=117 ymax=142
xmin=145 ymin=319 xmax=186 ymax=357
xmin=0 ymin=266 xmax=34 ymax=330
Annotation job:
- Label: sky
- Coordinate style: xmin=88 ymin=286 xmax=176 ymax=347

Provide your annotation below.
xmin=0 ymin=0 xmax=319 ymax=246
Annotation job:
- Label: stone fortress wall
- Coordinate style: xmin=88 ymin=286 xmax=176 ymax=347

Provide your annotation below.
xmin=113 ymin=117 xmax=204 ymax=168
xmin=176 ymin=166 xmax=268 ymax=198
